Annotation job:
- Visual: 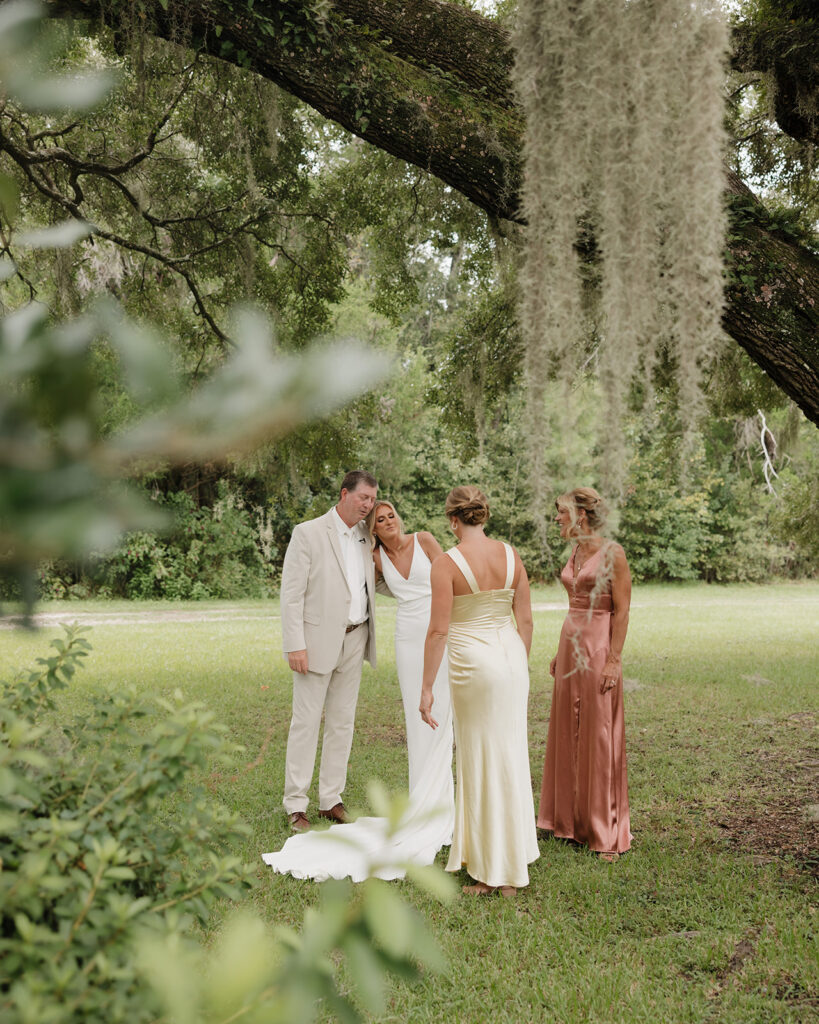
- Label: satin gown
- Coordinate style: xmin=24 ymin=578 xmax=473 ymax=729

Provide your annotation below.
xmin=262 ymin=534 xmax=454 ymax=881
xmin=445 ymin=544 xmax=539 ymax=889
xmin=537 ymin=545 xmax=631 ymax=854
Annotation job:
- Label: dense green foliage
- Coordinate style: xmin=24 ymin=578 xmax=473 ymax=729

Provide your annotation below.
xmin=732 ymin=1 xmax=818 ymax=185
xmin=39 ymin=486 xmax=274 ymax=600
xmin=25 ymin=366 xmax=819 ymax=595
xmin=0 ymin=1 xmax=816 ymax=601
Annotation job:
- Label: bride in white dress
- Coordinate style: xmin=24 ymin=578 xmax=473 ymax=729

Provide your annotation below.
xmin=262 ymin=501 xmax=454 ymax=882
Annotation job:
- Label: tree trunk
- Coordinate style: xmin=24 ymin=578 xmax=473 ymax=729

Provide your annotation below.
xmin=724 ymin=174 xmax=819 ymax=423
xmin=46 ymin=0 xmax=819 ymax=425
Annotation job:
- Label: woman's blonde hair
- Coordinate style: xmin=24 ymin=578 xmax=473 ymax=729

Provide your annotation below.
xmin=368 ymin=500 xmax=405 ymax=548
xmin=555 ymin=487 xmax=608 ymax=535
xmin=445 ymin=486 xmax=490 ymax=527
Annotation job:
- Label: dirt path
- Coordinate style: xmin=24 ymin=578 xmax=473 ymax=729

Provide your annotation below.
xmin=1 ymin=599 xmax=649 ymax=629
xmin=0 ymin=608 xmax=275 ymax=629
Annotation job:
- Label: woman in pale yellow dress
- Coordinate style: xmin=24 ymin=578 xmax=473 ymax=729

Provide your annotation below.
xmin=420 ymin=486 xmax=539 ymax=897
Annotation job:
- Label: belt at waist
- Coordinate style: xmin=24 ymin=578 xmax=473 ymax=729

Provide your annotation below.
xmin=345 ymin=620 xmax=367 ymax=633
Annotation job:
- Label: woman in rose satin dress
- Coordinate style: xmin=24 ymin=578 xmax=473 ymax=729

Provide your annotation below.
xmin=538 ymin=487 xmax=633 ymax=859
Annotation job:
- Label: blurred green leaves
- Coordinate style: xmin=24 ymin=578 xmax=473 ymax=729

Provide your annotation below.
xmin=17 ymin=219 xmax=94 ymax=247
xmin=1 ymin=302 xmax=162 ymax=572
xmin=0 ymin=297 xmax=388 ymax=594
xmin=0 ymin=1 xmax=389 ymax=605
xmin=108 ymin=307 xmax=389 ymax=465
xmin=0 ymin=1 xmax=114 ymax=115
xmin=141 ymin=875 xmax=447 ymax=1024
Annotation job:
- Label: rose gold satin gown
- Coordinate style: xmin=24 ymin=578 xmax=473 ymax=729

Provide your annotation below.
xmin=537 ymin=545 xmax=631 ymax=854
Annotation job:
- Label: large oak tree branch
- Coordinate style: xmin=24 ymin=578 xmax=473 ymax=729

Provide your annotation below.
xmin=45 ymin=0 xmax=819 ymax=425
xmin=731 ymin=9 xmax=819 ymax=146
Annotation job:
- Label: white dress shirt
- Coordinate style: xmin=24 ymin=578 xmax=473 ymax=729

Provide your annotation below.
xmin=332 ymin=508 xmax=369 ymax=625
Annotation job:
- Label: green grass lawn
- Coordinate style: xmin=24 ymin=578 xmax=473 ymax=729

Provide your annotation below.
xmin=2 ymin=583 xmax=817 ymax=1023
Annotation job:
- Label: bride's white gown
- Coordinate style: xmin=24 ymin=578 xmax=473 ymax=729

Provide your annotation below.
xmin=262 ymin=534 xmax=454 ymax=881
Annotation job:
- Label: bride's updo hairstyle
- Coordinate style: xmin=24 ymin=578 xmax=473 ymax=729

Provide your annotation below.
xmin=445 ymin=486 xmax=490 ymax=526
xmin=556 ymin=487 xmax=608 ymax=535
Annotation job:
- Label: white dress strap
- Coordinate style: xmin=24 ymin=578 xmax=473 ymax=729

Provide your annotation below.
xmin=447 ymin=548 xmax=479 ymax=594
xmin=503 ymin=542 xmax=515 ymax=590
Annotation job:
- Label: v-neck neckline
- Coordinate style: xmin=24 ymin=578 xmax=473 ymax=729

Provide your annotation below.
xmin=572 ymin=542 xmax=603 ymax=584
xmin=382 ymin=533 xmax=417 ymax=582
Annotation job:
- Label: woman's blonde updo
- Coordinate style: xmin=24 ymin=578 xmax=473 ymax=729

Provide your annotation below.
xmin=556 ymin=487 xmax=608 ymax=534
xmin=445 ymin=486 xmax=490 ymax=527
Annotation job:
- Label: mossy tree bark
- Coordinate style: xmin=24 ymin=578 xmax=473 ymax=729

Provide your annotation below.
xmin=45 ymin=0 xmax=819 ymax=425
xmin=730 ymin=7 xmax=819 ymax=146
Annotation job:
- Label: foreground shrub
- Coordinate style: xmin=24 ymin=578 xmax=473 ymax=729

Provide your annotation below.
xmin=0 ymin=627 xmax=447 ymax=1023
xmin=0 ymin=626 xmax=253 ymax=1022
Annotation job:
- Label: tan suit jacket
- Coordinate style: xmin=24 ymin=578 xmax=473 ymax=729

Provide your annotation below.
xmin=280 ymin=509 xmax=377 ymax=676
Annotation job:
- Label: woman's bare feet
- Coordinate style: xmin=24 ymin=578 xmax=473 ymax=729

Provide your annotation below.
xmin=599 ymin=852 xmax=619 ymax=863
xmin=462 ymin=882 xmax=495 ymax=896
xmin=462 ymin=882 xmax=517 ymax=897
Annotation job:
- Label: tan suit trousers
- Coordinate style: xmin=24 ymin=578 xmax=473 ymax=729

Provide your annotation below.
xmin=283 ymin=623 xmax=368 ymax=814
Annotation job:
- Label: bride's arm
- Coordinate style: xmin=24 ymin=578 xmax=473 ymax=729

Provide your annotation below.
xmin=511 ymin=549 xmax=534 ymax=657
xmin=420 ymin=557 xmax=453 ymax=729
xmin=372 ymin=548 xmax=394 ymax=597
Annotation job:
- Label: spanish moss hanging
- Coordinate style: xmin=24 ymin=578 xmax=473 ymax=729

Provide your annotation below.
xmin=512 ymin=0 xmax=729 ymax=518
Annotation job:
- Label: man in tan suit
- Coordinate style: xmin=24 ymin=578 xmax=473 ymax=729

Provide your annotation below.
xmin=280 ymin=470 xmax=378 ymax=831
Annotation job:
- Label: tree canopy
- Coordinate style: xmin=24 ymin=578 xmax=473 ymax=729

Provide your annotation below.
xmin=35 ymin=0 xmax=819 ymax=426
xmin=1 ymin=0 xmax=818 ymax=595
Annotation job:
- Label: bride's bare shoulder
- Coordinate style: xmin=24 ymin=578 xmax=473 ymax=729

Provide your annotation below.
xmin=417 ymin=531 xmax=444 ymax=561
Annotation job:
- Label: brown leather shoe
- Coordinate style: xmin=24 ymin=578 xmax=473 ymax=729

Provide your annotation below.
xmin=317 ymin=802 xmax=349 ymax=824
xmin=288 ymin=811 xmax=310 ymax=832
